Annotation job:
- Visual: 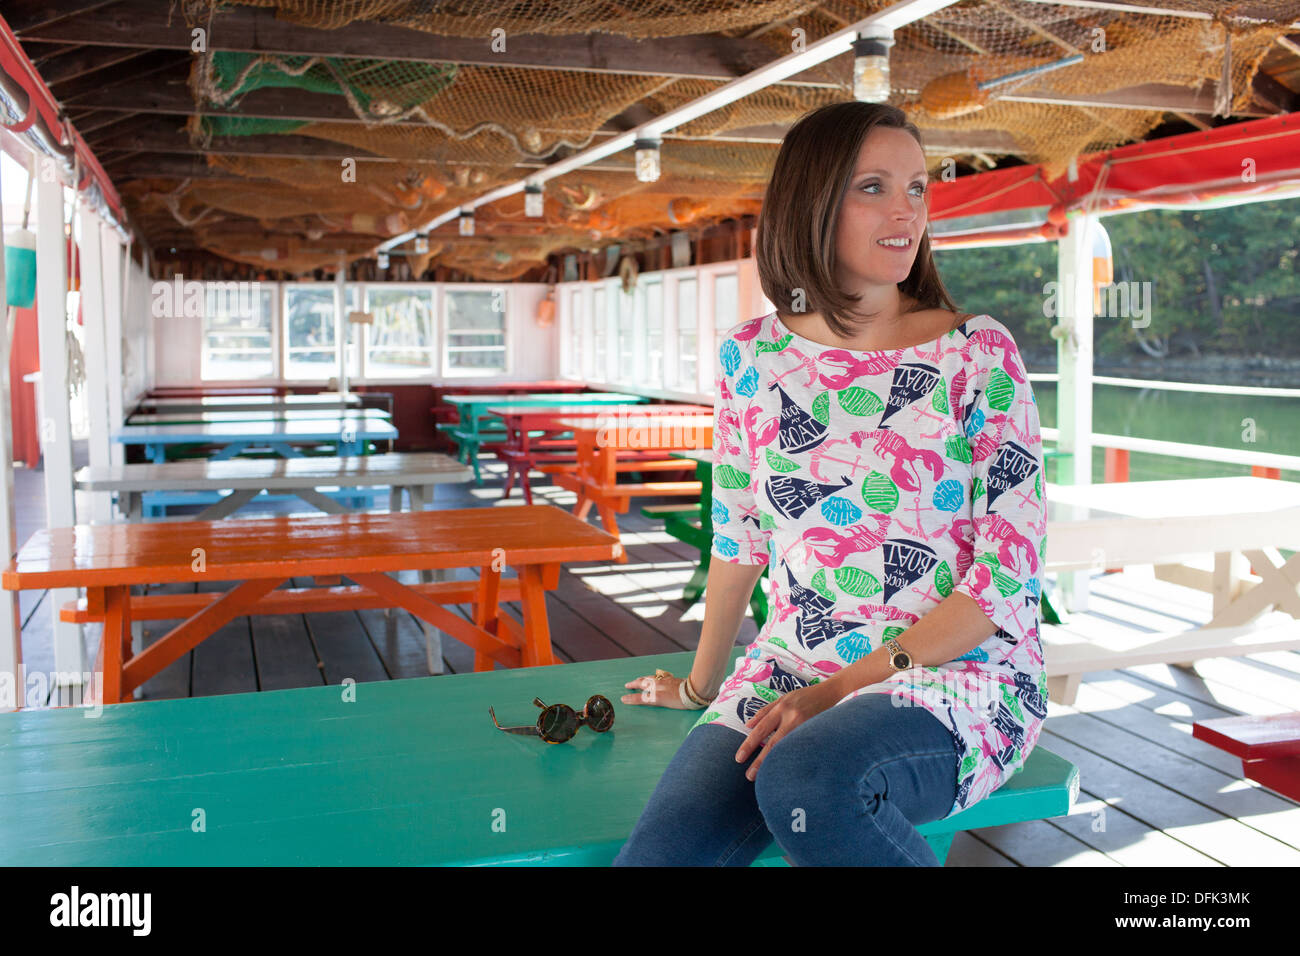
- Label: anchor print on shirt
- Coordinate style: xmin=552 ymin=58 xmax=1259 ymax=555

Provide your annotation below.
xmin=880 ymin=362 xmax=941 ymax=426
xmin=786 ymin=566 xmax=859 ymax=651
xmin=882 ymin=538 xmax=940 ymax=602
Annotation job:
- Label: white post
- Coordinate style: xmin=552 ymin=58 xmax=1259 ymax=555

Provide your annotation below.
xmin=102 ymin=229 xmax=125 ymax=471
xmin=1054 ymin=208 xmax=1097 ymax=613
xmin=0 ymin=162 xmax=23 ymax=708
xmin=79 ymin=209 xmax=112 ymax=523
xmin=35 ymin=160 xmax=85 ymax=678
xmin=334 ymin=255 xmax=349 ymax=397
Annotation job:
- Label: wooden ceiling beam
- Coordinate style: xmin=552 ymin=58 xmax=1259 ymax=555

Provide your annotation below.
xmin=39 ymin=44 xmax=154 ymax=88
xmin=2 ymin=0 xmax=120 ymax=34
xmin=16 ymin=0 xmax=840 ymax=88
xmin=53 ymin=50 xmax=190 ymax=105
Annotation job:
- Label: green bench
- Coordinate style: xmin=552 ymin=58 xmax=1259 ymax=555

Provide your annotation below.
xmin=0 ymin=648 xmax=1078 ymax=865
xmin=642 ymin=502 xmax=769 ymax=627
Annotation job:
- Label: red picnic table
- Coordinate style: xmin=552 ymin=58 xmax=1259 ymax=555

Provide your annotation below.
xmin=1193 ymin=712 xmax=1300 ymax=802
xmin=3 ymin=506 xmax=621 ymax=704
xmin=548 ymin=413 xmax=714 ymax=561
xmin=489 ymin=403 xmax=712 ymax=504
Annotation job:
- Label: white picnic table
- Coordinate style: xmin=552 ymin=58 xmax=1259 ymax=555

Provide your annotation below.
xmin=75 ymin=452 xmax=472 ymax=519
xmin=125 ymin=408 xmax=392 ymax=427
xmin=1043 ymin=477 xmax=1300 ymax=704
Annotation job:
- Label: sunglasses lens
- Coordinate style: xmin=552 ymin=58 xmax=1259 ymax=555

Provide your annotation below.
xmin=540 ymin=705 xmax=578 ymax=742
xmin=587 ymin=695 xmax=614 ymax=731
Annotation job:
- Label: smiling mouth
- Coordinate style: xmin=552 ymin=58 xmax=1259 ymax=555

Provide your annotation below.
xmin=877 ymin=238 xmax=913 ymax=249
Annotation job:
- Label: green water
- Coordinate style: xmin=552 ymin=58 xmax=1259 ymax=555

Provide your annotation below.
xmin=1033 ymin=382 xmax=1300 ymax=484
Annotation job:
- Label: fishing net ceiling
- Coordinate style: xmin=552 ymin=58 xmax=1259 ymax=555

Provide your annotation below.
xmin=118 ymin=0 xmax=1300 ymax=279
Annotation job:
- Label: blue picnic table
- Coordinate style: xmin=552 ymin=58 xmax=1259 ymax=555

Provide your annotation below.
xmin=113 ymin=418 xmax=399 ymax=465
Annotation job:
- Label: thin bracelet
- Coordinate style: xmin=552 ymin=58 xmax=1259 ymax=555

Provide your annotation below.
xmin=678 ymin=679 xmax=699 ymax=708
xmin=685 ymin=674 xmax=715 ymax=706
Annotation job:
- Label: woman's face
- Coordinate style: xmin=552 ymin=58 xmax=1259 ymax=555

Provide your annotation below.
xmin=833 ymin=126 xmax=929 ymax=294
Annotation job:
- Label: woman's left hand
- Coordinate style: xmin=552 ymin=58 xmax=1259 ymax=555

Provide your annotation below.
xmin=735 ymin=680 xmax=844 ymax=782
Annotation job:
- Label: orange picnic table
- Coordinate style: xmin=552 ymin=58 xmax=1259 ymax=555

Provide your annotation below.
xmin=490 ymin=403 xmax=713 ymax=505
xmin=549 ymin=413 xmax=713 ymax=560
xmin=2 ymin=506 xmax=621 ymax=704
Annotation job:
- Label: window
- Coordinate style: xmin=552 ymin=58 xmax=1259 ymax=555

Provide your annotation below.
xmin=567 ymin=286 xmax=585 ymax=379
xmin=284 ymin=285 xmax=356 ymax=380
xmin=676 ymin=277 xmax=698 ymax=390
xmin=616 ymin=285 xmax=636 ymax=382
xmin=203 ymin=282 xmax=273 ymax=380
xmin=644 ymin=279 xmax=664 ymax=387
xmin=444 ymin=288 xmax=506 ymax=373
xmin=714 ymin=272 xmax=738 ymax=336
xmin=592 ymin=287 xmax=607 ymax=382
xmin=367 ymin=286 xmax=436 ymax=377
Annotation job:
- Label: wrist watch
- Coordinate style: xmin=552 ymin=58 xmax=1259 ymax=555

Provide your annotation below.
xmin=884 ymin=637 xmax=913 ymax=672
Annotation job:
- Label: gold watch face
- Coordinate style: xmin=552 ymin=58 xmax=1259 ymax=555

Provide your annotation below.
xmin=893 ymin=652 xmax=911 ymax=669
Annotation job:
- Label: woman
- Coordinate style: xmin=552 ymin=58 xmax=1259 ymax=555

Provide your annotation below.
xmin=612 ymin=101 xmax=1048 ymax=867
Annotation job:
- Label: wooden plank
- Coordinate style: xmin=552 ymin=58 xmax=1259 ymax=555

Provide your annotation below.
xmin=942 ymin=830 xmax=1019 ymax=866
xmin=190 ymin=581 xmax=257 ymax=699
xmin=1036 ymin=723 xmax=1300 ymax=864
xmin=294 ymin=574 xmax=390 ymax=688
xmin=130 ymin=582 xmax=196 ymax=702
xmin=250 ymin=611 xmax=325 ymax=692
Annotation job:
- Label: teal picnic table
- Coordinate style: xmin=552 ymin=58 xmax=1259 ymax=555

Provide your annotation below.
xmin=0 ymin=647 xmax=1079 ymax=865
xmin=441 ymin=391 xmax=645 ymax=484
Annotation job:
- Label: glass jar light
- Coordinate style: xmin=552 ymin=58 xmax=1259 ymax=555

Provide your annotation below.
xmin=853 ymin=33 xmax=894 ymax=103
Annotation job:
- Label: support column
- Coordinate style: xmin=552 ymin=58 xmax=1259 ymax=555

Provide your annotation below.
xmin=1054 ymin=208 xmax=1097 ymax=612
xmin=0 ymin=162 xmax=22 ymax=707
xmin=102 ymin=229 xmax=125 ymax=471
xmin=334 ymin=255 xmax=349 ymax=397
xmin=35 ymin=160 xmax=85 ymax=678
xmin=80 ymin=210 xmax=112 ymax=523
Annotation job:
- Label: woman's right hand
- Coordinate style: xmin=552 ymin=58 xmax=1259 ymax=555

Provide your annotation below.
xmin=621 ymin=673 xmax=701 ymax=710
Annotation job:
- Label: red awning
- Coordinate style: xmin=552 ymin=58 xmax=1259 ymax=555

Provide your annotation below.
xmin=928 ymin=112 xmax=1300 ymax=245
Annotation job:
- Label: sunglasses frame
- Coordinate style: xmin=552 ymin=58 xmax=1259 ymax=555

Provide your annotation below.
xmin=489 ymin=695 xmax=615 ymax=743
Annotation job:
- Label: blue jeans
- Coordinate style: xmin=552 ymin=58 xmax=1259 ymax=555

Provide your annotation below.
xmin=612 ymin=692 xmax=960 ymax=866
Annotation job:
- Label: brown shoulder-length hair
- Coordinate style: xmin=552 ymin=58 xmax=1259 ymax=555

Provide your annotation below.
xmin=755 ymin=100 xmax=968 ymax=338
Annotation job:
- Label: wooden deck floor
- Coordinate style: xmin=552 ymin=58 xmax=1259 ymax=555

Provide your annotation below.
xmin=11 ymin=454 xmax=1300 ymax=866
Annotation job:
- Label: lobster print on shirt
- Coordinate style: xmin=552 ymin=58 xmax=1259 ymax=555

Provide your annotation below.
xmin=697 ymin=311 xmax=1049 ymax=821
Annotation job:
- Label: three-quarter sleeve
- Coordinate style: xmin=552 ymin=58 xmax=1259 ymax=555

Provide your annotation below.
xmin=711 ymin=332 xmax=770 ymax=566
xmin=951 ymin=329 xmax=1047 ymax=643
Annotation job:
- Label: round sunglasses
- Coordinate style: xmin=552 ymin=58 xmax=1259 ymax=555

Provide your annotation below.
xmin=489 ymin=695 xmax=615 ymax=744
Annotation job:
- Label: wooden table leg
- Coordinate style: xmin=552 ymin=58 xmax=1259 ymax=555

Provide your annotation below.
xmin=421 ymin=566 xmax=445 ymax=675
xmin=474 ymin=568 xmax=501 ymax=672
xmin=518 ymin=564 xmax=557 ymax=667
xmin=91 ymin=585 xmax=130 ymax=705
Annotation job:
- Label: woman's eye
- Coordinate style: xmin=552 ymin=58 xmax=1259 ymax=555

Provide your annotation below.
xmin=861 ymin=182 xmax=928 ymax=196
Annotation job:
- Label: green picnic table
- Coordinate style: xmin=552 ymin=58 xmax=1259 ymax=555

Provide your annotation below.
xmin=441 ymin=391 xmax=646 ymax=484
xmin=0 ymin=648 xmax=1079 ymax=866
xmin=643 ymin=449 xmax=768 ymax=625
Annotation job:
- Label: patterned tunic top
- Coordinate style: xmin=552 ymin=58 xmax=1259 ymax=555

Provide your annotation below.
xmin=693 ymin=310 xmax=1049 ymax=821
